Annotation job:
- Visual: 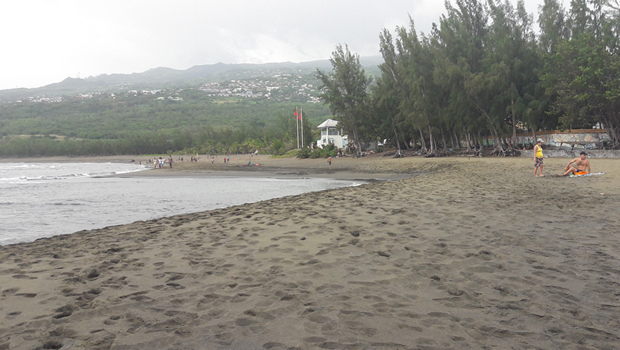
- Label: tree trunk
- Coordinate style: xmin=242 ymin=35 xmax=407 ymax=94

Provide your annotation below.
xmin=603 ymin=116 xmax=619 ymax=147
xmin=350 ymin=126 xmax=363 ymax=158
xmin=464 ymin=127 xmax=471 ymax=152
xmin=418 ymin=128 xmax=427 ymax=153
xmin=511 ymin=91 xmax=517 ymax=147
xmin=450 ymin=130 xmax=456 ymax=149
xmin=393 ymin=127 xmax=401 ymax=151
xmin=428 ymin=125 xmax=435 ymax=154
xmin=487 ymin=121 xmax=504 ymax=152
xmin=440 ymin=125 xmax=448 ymax=151
xmin=489 ymin=127 xmax=504 ymax=152
xmin=389 ymin=114 xmax=401 ymax=151
xmin=470 ymin=98 xmax=503 ymax=151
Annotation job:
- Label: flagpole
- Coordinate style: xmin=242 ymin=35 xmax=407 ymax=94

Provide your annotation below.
xmin=296 ymin=107 xmax=299 ymax=149
xmin=301 ymin=106 xmax=304 ymax=148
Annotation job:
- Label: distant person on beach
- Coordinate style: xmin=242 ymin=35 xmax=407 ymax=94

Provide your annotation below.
xmin=558 ymin=152 xmax=591 ymax=176
xmin=533 ymin=139 xmax=544 ymax=177
xmin=153 ymin=158 xmax=158 ymax=169
xmin=168 ymin=156 xmax=173 ymax=168
xmin=328 ymin=156 xmax=332 ymax=171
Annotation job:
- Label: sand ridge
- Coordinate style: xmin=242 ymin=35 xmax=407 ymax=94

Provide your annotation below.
xmin=1 ymin=157 xmax=620 ymax=349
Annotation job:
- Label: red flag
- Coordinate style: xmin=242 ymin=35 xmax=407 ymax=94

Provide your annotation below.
xmin=294 ymin=110 xmax=298 ymax=117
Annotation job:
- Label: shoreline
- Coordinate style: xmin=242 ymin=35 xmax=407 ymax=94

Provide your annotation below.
xmin=1 ymin=157 xmax=620 ymax=349
xmin=113 ymin=168 xmax=414 ymax=182
xmin=0 ymin=153 xmax=423 ymax=181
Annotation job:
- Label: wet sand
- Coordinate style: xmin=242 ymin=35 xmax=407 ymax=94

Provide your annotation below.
xmin=1 ymin=156 xmax=620 ymax=350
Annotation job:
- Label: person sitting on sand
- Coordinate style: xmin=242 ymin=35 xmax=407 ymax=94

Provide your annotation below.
xmin=558 ymin=152 xmax=591 ymax=176
xmin=533 ymin=138 xmax=544 ymax=177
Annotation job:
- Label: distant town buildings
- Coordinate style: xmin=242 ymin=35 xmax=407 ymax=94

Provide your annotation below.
xmin=1 ymin=68 xmax=322 ymax=105
xmin=198 ymin=71 xmax=320 ymax=103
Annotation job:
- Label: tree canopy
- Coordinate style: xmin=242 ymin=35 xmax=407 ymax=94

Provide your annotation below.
xmin=3 ymin=0 xmax=619 ymax=157
xmin=318 ymin=0 xmax=620 ymax=153
xmin=316 ymin=45 xmax=373 ymax=156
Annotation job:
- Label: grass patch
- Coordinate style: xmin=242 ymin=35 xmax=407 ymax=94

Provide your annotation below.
xmin=272 ymin=150 xmax=299 ymax=158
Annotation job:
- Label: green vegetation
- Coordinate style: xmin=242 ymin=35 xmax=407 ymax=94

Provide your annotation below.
xmin=0 ymin=91 xmax=327 ymax=156
xmin=271 ymin=149 xmax=300 ymax=158
xmin=317 ymin=45 xmax=374 ymax=157
xmin=297 ymin=144 xmax=338 ymax=159
xmin=2 ymin=0 xmax=618 ymax=157
xmin=317 ymin=0 xmax=620 ymax=154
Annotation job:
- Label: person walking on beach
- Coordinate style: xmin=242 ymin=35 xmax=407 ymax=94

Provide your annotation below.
xmin=328 ymin=156 xmax=332 ymax=171
xmin=558 ymin=151 xmax=591 ymax=176
xmin=533 ymin=139 xmax=544 ymax=177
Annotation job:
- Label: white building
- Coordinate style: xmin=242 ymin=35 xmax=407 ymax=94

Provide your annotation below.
xmin=317 ymin=119 xmax=348 ymax=149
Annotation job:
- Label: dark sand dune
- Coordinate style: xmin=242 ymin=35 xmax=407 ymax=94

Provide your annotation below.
xmin=1 ymin=157 xmax=619 ymax=349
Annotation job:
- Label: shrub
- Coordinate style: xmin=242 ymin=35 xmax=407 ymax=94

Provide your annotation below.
xmin=271 ymin=139 xmax=285 ymax=156
xmin=302 ymin=144 xmax=338 ymax=159
xmin=297 ymin=148 xmax=311 ymax=159
xmin=273 ymin=149 xmax=299 ymax=158
xmin=324 ymin=144 xmax=338 ymax=157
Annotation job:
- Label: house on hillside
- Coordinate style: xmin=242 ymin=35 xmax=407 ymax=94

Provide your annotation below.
xmin=316 ymin=119 xmax=348 ymax=149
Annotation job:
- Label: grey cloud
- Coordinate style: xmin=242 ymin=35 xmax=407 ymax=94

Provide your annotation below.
xmin=1 ymin=0 xmax=569 ymax=90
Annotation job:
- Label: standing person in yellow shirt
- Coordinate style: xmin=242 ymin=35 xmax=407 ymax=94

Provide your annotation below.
xmin=533 ymin=138 xmax=545 ymax=177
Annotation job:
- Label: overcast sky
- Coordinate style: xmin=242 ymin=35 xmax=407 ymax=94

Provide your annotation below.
xmin=1 ymin=0 xmax=569 ymax=91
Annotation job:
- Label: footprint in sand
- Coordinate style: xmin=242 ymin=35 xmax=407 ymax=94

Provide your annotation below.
xmin=15 ymin=293 xmax=37 ymax=298
xmin=12 ymin=274 xmax=36 ymax=280
xmin=1 ymin=287 xmax=20 ymax=296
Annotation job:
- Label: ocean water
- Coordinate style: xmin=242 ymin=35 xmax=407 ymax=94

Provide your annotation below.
xmin=0 ymin=163 xmax=362 ymax=245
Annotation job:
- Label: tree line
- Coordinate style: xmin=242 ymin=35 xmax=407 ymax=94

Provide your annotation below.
xmin=0 ymin=95 xmax=322 ymax=156
xmin=318 ymin=0 xmax=620 ymax=156
xmin=2 ymin=0 xmax=618 ymax=158
xmin=0 ymin=115 xmax=316 ymax=157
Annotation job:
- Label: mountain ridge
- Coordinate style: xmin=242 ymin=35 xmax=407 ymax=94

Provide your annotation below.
xmin=0 ymin=57 xmax=383 ymax=103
